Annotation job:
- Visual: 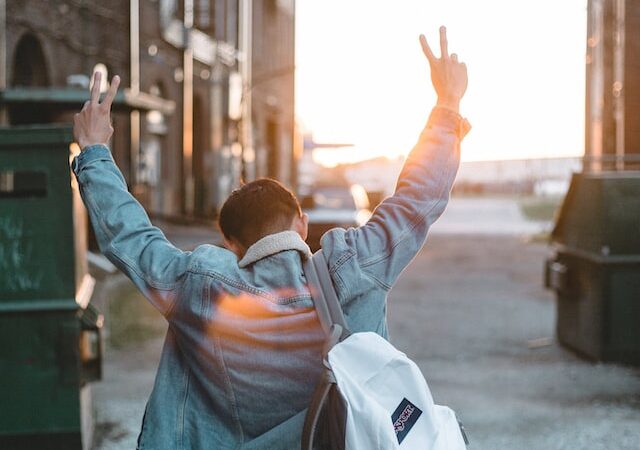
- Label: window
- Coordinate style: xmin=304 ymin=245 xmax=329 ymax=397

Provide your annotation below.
xmin=195 ymin=0 xmax=211 ymax=31
xmin=140 ymin=84 xmax=167 ymax=186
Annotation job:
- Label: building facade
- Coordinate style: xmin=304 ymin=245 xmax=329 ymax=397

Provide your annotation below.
xmin=0 ymin=0 xmax=297 ymax=219
xmin=251 ymin=0 xmax=296 ymax=187
xmin=585 ymin=0 xmax=640 ymax=171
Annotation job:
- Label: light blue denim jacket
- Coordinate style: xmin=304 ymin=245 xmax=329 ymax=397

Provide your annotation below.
xmin=72 ymin=107 xmax=468 ymax=449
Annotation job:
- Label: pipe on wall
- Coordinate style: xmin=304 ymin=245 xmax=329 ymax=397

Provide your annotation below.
xmin=130 ymin=0 xmax=141 ymax=185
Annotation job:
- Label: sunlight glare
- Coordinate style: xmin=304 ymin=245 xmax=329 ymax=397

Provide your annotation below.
xmin=296 ymin=0 xmax=587 ymax=167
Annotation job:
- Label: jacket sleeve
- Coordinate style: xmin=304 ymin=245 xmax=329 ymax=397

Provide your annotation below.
xmin=342 ymin=107 xmax=469 ymax=290
xmin=72 ymin=145 xmax=190 ymax=316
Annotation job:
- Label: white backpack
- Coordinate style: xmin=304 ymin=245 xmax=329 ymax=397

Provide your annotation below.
xmin=301 ymin=250 xmax=468 ymax=450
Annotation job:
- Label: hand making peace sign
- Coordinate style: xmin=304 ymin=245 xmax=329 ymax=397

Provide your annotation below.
xmin=73 ymin=71 xmax=121 ymax=150
xmin=419 ymin=26 xmax=468 ymax=113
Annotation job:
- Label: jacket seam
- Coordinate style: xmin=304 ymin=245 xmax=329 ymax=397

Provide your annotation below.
xmin=177 ymin=365 xmax=191 ymax=450
xmin=74 ymin=156 xmax=114 ymax=175
xmin=358 ymin=150 xmax=454 ymax=268
xmin=324 ymin=244 xmax=356 ymax=302
xmin=329 ymin=248 xmax=355 ymax=274
xmin=190 ymin=269 xmax=311 ymax=305
xmin=107 ymin=244 xmax=177 ymax=290
xmin=202 ymin=276 xmax=211 ymax=319
xmin=82 ymin=186 xmax=115 ymax=241
xmin=331 ymin=267 xmax=351 ymax=302
xmin=361 ymin=268 xmax=392 ymax=291
xmin=215 ymin=335 xmax=245 ymax=445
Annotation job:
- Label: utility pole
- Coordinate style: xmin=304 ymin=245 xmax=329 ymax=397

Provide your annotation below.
xmin=238 ymin=0 xmax=253 ymax=182
xmin=183 ymin=0 xmax=195 ymax=215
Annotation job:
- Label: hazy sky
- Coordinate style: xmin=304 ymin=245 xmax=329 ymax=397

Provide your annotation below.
xmin=295 ymin=0 xmax=588 ymax=165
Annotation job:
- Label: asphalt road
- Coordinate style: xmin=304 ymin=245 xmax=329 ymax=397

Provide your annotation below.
xmin=388 ymin=234 xmax=640 ymax=450
xmin=91 ymin=200 xmax=640 ymax=449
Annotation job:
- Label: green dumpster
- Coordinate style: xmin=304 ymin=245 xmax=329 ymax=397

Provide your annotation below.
xmin=0 ymin=126 xmax=103 ymax=449
xmin=545 ymin=171 xmax=640 ymax=365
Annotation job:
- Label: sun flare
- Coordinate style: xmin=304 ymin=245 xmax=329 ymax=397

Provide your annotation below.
xmin=296 ymin=0 xmax=587 ymax=167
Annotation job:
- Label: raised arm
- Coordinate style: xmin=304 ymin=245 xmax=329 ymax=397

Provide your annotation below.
xmin=72 ymin=72 xmax=190 ymax=316
xmin=342 ymin=27 xmax=469 ymax=289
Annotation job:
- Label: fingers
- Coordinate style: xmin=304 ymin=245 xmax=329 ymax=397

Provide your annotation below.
xmin=439 ymin=26 xmax=448 ymax=59
xmin=451 ymin=53 xmax=458 ymax=62
xmin=102 ymin=75 xmax=120 ymax=109
xmin=90 ymin=71 xmax=101 ymax=105
xmin=421 ymin=27 xmax=453 ymax=61
xmin=419 ymin=34 xmax=436 ymax=64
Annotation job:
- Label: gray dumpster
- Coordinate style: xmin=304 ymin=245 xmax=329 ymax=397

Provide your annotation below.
xmin=545 ymin=171 xmax=640 ymax=365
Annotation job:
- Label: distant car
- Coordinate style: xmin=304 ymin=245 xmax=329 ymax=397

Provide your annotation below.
xmin=301 ymin=184 xmax=372 ymax=251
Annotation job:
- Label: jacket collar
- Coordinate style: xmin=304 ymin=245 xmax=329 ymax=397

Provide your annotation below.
xmin=238 ymin=230 xmax=312 ymax=268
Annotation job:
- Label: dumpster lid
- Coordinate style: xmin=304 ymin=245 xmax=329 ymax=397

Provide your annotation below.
xmin=0 ymin=87 xmax=175 ymax=115
xmin=551 ymin=171 xmax=640 ymax=256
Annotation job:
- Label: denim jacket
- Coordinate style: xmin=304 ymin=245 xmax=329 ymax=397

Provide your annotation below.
xmin=72 ymin=107 xmax=468 ymax=449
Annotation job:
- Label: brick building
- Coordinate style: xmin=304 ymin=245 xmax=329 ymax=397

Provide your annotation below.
xmin=0 ymin=0 xmax=297 ymax=219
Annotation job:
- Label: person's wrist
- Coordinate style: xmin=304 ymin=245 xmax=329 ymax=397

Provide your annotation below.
xmin=429 ymin=100 xmax=471 ymax=140
xmin=78 ymin=140 xmax=108 ymax=151
xmin=436 ymin=97 xmax=460 ymax=114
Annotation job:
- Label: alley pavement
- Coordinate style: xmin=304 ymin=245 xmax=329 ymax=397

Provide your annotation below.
xmin=92 ymin=198 xmax=640 ymax=449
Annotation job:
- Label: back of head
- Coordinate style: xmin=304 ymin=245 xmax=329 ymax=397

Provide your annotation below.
xmin=218 ymin=178 xmax=302 ymax=250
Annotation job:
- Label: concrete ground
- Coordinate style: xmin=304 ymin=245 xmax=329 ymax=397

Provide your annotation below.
xmin=430 ymin=196 xmax=551 ymax=235
xmin=388 ymin=234 xmax=640 ymax=450
xmin=91 ymin=198 xmax=640 ymax=449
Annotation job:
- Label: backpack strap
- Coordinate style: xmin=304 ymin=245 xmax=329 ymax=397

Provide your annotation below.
xmin=302 ymin=252 xmax=333 ymax=335
xmin=302 ymin=249 xmax=350 ymax=338
xmin=301 ymin=368 xmax=335 ymax=450
xmin=312 ymin=250 xmax=350 ymax=337
xmin=301 ymin=250 xmax=351 ymax=450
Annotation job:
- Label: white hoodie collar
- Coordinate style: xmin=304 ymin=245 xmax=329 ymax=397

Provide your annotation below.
xmin=238 ymin=230 xmax=312 ymax=268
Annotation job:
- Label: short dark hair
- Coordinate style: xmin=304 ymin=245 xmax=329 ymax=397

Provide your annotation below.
xmin=218 ymin=178 xmax=302 ymax=249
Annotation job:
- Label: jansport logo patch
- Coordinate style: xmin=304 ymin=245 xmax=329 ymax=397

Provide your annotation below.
xmin=391 ymin=398 xmax=422 ymax=444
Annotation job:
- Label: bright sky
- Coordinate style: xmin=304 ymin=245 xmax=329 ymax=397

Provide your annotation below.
xmin=295 ymin=0 xmax=588 ymax=166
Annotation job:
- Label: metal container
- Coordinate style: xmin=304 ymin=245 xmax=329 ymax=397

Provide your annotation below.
xmin=545 ymin=171 xmax=640 ymax=365
xmin=0 ymin=126 xmax=103 ymax=449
